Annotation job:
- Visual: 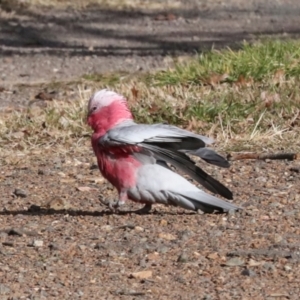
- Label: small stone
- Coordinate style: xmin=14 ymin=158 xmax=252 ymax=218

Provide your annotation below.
xmin=177 ymin=252 xmax=189 ymax=263
xmin=139 ymin=258 xmax=147 ymax=268
xmin=13 ymin=188 xmax=27 ymax=198
xmin=43 ymin=198 xmax=70 ymax=210
xmin=0 ymin=284 xmax=11 ymax=295
xmin=130 ymin=270 xmax=152 ymax=280
xmin=248 ymin=259 xmax=261 ymax=267
xmin=156 ymin=246 xmax=169 ymax=253
xmin=134 ymin=226 xmax=144 ymax=232
xmin=160 ymin=219 xmax=168 ymax=226
xmin=273 ymin=234 xmax=283 ymax=243
xmin=263 ymin=262 xmax=276 ymax=271
xmin=147 ymin=252 xmax=159 ymax=261
xmin=94 ymin=243 xmax=106 ymax=250
xmin=225 ymin=257 xmax=244 ymax=267
xmin=101 ymin=225 xmax=113 ymax=231
xmin=33 ymin=240 xmax=44 ymax=247
xmin=79 ymin=245 xmax=86 ymax=251
xmin=48 ymin=243 xmax=60 ymax=251
xmin=241 ymin=268 xmax=256 ymax=276
xmin=228 ymin=209 xmax=236 ymax=215
xmin=158 ymin=233 xmax=176 ymax=241
xmin=207 ymin=252 xmax=219 ymax=260
xmin=284 ymin=265 xmax=292 ymax=271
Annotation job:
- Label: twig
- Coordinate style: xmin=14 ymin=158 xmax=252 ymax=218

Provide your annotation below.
xmin=227 ymin=152 xmax=298 ymax=161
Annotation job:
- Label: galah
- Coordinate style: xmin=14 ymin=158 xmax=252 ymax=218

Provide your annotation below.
xmin=87 ymin=89 xmax=239 ymax=213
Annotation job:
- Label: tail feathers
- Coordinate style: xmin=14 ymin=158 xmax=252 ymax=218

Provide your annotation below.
xmin=185 ymin=148 xmax=230 ymax=168
xmin=142 ymin=143 xmax=233 ymax=200
xmin=194 ymin=166 xmax=233 ymax=199
xmin=176 ymin=191 xmax=240 ymax=213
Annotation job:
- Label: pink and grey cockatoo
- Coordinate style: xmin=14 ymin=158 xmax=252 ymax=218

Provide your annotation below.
xmin=87 ymin=89 xmax=239 ymax=213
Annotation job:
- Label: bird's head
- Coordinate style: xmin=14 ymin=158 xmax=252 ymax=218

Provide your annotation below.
xmin=87 ymin=89 xmax=133 ymax=132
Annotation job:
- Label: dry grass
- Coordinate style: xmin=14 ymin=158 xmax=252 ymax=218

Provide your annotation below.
xmin=1 ymin=40 xmax=300 ymax=162
xmin=1 ymin=80 xmax=300 ymax=161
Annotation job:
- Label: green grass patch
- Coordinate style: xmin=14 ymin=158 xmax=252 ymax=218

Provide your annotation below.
xmin=151 ymin=40 xmax=300 ymax=85
xmin=1 ymin=39 xmax=300 ymax=157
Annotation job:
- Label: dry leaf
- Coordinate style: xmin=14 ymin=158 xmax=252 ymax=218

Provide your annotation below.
xmin=272 ymin=69 xmax=285 ymax=85
xmin=149 ymin=103 xmax=160 ymax=113
xmin=130 ymin=270 xmax=152 ymax=279
xmin=186 ymin=116 xmax=206 ymax=131
xmin=154 ymin=13 xmax=177 ymax=21
xmin=204 ymin=73 xmax=229 ymax=86
xmin=131 ymin=86 xmax=139 ymax=100
xmin=234 ymin=75 xmax=253 ymax=87
xmin=158 ymin=233 xmax=176 ymax=240
xmin=35 ymin=91 xmax=54 ymax=101
xmin=260 ymin=91 xmax=280 ymax=108
xmin=77 ymin=186 xmax=98 ymax=192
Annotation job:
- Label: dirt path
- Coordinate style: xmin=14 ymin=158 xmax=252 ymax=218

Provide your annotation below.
xmin=1 ymin=147 xmax=300 ymax=299
xmin=1 ymin=0 xmax=300 ymax=108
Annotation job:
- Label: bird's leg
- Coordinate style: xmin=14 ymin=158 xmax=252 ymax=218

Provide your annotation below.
xmin=99 ymin=190 xmax=127 ymax=213
xmin=132 ymin=203 xmax=152 ymax=214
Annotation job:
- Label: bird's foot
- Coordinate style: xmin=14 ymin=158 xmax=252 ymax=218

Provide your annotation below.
xmin=99 ymin=197 xmax=124 ymax=213
xmin=132 ymin=203 xmax=152 ymax=214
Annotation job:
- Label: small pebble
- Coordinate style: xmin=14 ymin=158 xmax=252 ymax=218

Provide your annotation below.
xmin=13 ymin=188 xmax=27 ymax=198
xmin=32 ymin=240 xmax=44 ymax=248
xmin=225 ymin=257 xmax=244 ymax=267
xmin=177 ymin=252 xmax=189 ymax=263
xmin=241 ymin=268 xmax=256 ymax=277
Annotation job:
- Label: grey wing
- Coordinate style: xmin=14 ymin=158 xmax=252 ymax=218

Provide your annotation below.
xmin=107 ymin=123 xmax=211 ymax=147
xmin=128 ymin=164 xmax=239 ymax=213
xmin=101 ymin=124 xmax=233 ymax=199
xmin=141 ymin=143 xmax=233 ymax=200
xmin=184 ymin=148 xmax=230 ymax=168
xmin=107 ymin=124 xmax=229 ymax=168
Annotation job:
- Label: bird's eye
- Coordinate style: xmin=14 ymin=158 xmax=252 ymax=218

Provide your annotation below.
xmin=92 ymin=106 xmax=97 ymax=111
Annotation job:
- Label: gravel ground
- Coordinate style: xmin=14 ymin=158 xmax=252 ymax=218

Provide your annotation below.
xmin=1 ymin=148 xmax=300 ymax=299
xmin=1 ymin=0 xmax=300 ymax=107
xmin=1 ymin=1 xmax=300 ymax=299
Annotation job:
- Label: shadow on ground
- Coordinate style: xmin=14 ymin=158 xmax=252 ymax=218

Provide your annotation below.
xmin=1 ymin=2 xmax=300 ymax=57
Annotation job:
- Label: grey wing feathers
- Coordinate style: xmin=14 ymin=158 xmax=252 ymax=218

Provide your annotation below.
xmin=101 ymin=123 xmax=233 ymax=199
xmin=141 ymin=143 xmax=233 ymax=200
xmin=106 ymin=124 xmax=212 ymax=146
xmin=180 ymin=191 xmax=238 ymax=213
xmin=184 ymin=148 xmax=230 ymax=168
xmin=105 ymin=124 xmax=229 ymax=168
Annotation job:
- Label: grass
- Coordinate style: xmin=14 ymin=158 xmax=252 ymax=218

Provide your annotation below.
xmin=1 ymin=39 xmax=300 ymax=161
xmin=151 ymin=40 xmax=300 ymax=85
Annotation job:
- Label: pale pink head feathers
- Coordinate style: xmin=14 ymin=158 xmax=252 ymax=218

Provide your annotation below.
xmin=87 ymin=89 xmax=126 ymax=116
xmin=87 ymin=89 xmax=133 ymax=132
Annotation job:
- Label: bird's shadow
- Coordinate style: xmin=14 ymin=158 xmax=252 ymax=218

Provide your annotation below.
xmin=0 ymin=205 xmax=199 ymax=217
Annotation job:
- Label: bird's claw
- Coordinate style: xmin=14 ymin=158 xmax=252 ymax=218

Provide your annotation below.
xmin=99 ymin=197 xmax=120 ymax=212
